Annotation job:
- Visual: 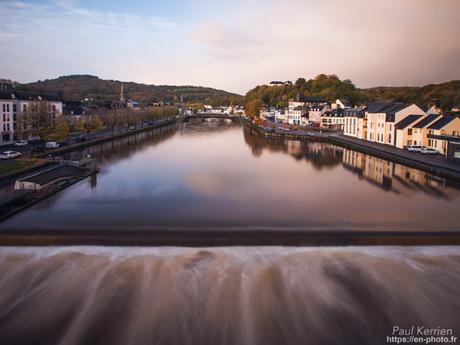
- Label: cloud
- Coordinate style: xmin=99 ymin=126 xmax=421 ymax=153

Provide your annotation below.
xmin=0 ymin=0 xmax=459 ymax=94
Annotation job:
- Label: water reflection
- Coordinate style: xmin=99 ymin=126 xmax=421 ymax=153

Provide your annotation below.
xmin=244 ymin=127 xmax=460 ymax=200
xmin=2 ymin=122 xmax=460 ymax=232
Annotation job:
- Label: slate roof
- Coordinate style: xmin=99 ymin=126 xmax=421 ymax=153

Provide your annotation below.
xmin=427 ymin=116 xmax=457 ymax=130
xmin=344 ymin=107 xmax=366 ymax=118
xmin=0 ymin=91 xmax=61 ymax=102
xmin=366 ymin=102 xmax=412 ymax=122
xmin=412 ymin=114 xmax=441 ymax=128
xmin=296 ymin=95 xmax=326 ymax=103
xmin=395 ymin=115 xmax=424 ymax=130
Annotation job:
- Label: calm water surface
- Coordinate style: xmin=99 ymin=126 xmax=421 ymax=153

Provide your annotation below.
xmin=2 ymin=121 xmax=460 ymax=232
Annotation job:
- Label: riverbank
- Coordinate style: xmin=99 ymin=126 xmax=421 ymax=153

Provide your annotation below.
xmin=0 ymin=164 xmax=95 ymax=223
xmin=0 ymin=117 xmax=176 ymax=182
xmin=243 ymin=119 xmax=460 ymax=180
xmin=0 ymin=119 xmax=177 ymax=223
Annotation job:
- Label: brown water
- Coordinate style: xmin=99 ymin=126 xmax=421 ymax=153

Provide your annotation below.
xmin=0 ymin=246 xmax=459 ymax=345
xmin=1 ymin=122 xmax=460 ymax=344
xmin=1 ymin=121 xmax=460 ymax=234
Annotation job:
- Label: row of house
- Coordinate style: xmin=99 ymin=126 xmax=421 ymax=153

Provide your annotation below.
xmin=343 ymin=101 xmax=460 ymax=160
xmin=0 ymin=90 xmax=63 ymax=145
xmin=260 ymin=95 xmax=349 ymax=129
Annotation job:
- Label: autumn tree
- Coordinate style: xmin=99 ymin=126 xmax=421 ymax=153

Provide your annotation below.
xmin=245 ymin=99 xmax=264 ymax=117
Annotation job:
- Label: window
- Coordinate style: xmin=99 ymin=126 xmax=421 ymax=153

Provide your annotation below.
xmin=408 ymin=129 xmax=412 ymax=135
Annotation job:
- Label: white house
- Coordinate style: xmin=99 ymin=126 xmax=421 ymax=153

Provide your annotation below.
xmin=331 ymin=99 xmax=351 ymax=110
xmin=343 ymin=107 xmax=367 ymax=139
xmin=0 ymin=91 xmax=63 ymax=145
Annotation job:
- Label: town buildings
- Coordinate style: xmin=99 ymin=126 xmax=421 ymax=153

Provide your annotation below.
xmin=341 ymin=101 xmax=460 ymax=162
xmin=1 ymin=90 xmax=63 ymax=145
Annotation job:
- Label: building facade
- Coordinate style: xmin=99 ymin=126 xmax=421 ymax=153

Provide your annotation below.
xmin=0 ymin=91 xmax=63 ymax=145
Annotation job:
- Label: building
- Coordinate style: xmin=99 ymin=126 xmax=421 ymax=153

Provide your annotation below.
xmin=410 ymin=114 xmax=442 ymax=147
xmin=307 ymin=105 xmax=326 ymax=125
xmin=394 ymin=114 xmax=425 ymax=149
xmin=269 ymin=81 xmax=292 ymax=86
xmin=365 ymin=102 xmax=425 ymax=146
xmin=331 ymin=99 xmax=351 ymax=110
xmin=426 ymin=116 xmax=460 ymax=155
xmin=343 ymin=107 xmax=367 ymax=139
xmin=286 ymin=105 xmax=307 ymax=125
xmin=320 ymin=108 xmax=346 ymax=130
xmin=0 ymin=91 xmax=63 ymax=145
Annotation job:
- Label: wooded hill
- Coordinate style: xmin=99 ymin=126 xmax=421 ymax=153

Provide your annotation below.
xmin=17 ymin=75 xmax=243 ymax=105
xmin=245 ymin=74 xmax=460 ymax=110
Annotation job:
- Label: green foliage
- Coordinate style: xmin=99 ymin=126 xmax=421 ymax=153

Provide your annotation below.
xmin=245 ymin=74 xmax=360 ymax=107
xmin=19 ymin=75 xmax=243 ymax=106
xmin=246 ymin=75 xmax=460 ymax=110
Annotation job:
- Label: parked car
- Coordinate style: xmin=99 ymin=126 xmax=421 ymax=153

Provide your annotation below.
xmin=420 ymin=147 xmax=438 ymax=155
xmin=14 ymin=140 xmax=28 ymax=147
xmin=0 ymin=151 xmax=22 ymax=159
xmin=75 ymin=137 xmax=87 ymax=143
xmin=31 ymin=146 xmax=45 ymax=153
xmin=406 ymin=145 xmax=423 ymax=152
xmin=129 ymin=126 xmax=136 ymax=131
xmin=45 ymin=141 xmax=60 ymax=149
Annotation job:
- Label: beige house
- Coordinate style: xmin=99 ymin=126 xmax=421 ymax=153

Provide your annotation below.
xmin=426 ymin=116 xmax=460 ymax=154
xmin=394 ymin=114 xmax=425 ymax=149
xmin=366 ymin=102 xmax=425 ymax=146
xmin=410 ymin=114 xmax=442 ymax=147
xmin=343 ymin=108 xmax=367 ymax=139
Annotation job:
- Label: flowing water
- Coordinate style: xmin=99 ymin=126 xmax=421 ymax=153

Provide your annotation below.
xmin=0 ymin=246 xmax=459 ymax=345
xmin=0 ymin=122 xmax=459 ymax=344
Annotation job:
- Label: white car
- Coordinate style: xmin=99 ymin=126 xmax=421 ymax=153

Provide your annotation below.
xmin=420 ymin=147 xmax=438 ymax=155
xmin=0 ymin=151 xmax=22 ymax=159
xmin=45 ymin=141 xmax=60 ymax=149
xmin=406 ymin=145 xmax=423 ymax=152
xmin=14 ymin=140 xmax=28 ymax=147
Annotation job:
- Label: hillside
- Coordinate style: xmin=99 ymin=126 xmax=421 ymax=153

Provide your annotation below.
xmin=17 ymin=75 xmax=243 ymax=105
xmin=245 ymin=75 xmax=460 ymax=110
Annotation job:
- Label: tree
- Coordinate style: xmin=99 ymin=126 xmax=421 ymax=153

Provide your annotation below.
xmin=51 ymin=117 xmax=70 ymax=141
xmin=19 ymin=101 xmax=55 ymax=142
xmin=89 ymin=115 xmax=104 ymax=132
xmin=295 ymin=78 xmax=307 ymax=89
xmin=245 ymin=99 xmax=264 ymax=117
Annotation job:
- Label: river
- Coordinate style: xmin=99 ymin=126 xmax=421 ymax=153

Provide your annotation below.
xmin=1 ymin=121 xmax=460 ymax=233
xmin=0 ymin=121 xmax=459 ymax=344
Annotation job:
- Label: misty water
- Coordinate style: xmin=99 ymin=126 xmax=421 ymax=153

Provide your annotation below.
xmin=0 ymin=121 xmax=459 ymax=344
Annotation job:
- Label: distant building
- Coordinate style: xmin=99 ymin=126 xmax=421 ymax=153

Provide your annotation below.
xmin=0 ymin=91 xmax=63 ymax=145
xmin=320 ymin=108 xmax=346 ymax=130
xmin=365 ymin=102 xmax=425 ymax=146
xmin=410 ymin=114 xmax=442 ymax=147
xmin=331 ymin=99 xmax=351 ymax=110
xmin=269 ymin=81 xmax=292 ymax=86
xmin=343 ymin=107 xmax=367 ymax=139
xmin=394 ymin=114 xmax=425 ymax=149
xmin=426 ymin=116 xmax=460 ymax=155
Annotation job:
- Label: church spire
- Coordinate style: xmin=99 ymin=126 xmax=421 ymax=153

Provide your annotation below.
xmin=120 ymin=82 xmax=125 ymax=103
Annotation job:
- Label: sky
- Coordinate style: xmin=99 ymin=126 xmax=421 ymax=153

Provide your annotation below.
xmin=1 ymin=0 xmax=460 ymax=94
